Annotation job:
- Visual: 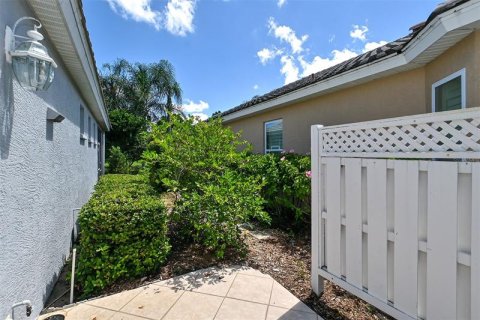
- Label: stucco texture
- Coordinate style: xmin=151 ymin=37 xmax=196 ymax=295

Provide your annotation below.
xmin=0 ymin=1 xmax=102 ymax=318
xmin=227 ymin=31 xmax=480 ymax=154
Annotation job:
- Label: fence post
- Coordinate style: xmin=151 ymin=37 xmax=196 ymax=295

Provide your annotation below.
xmin=311 ymin=124 xmax=324 ymax=295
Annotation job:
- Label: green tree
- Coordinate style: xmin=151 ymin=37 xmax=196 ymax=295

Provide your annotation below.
xmin=106 ymin=109 xmax=148 ymax=161
xmin=100 ymin=59 xmax=183 ymax=162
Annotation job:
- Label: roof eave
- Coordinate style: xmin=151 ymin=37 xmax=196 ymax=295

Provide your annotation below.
xmin=26 ymin=0 xmax=110 ymax=131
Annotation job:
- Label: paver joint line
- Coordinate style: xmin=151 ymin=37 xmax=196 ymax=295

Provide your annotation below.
xmin=264 ymin=276 xmax=276 ymax=320
xmin=159 ymin=289 xmax=186 ymax=320
xmin=84 ymin=286 xmax=146 ymax=314
xmin=212 ymin=270 xmax=239 ymax=320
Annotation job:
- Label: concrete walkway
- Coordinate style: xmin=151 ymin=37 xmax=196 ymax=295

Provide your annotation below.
xmin=39 ymin=266 xmax=322 ymax=320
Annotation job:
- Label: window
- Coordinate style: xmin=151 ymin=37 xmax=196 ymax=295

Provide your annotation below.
xmin=264 ymin=119 xmax=283 ymax=153
xmin=432 ymin=68 xmax=466 ymax=112
xmin=88 ymin=116 xmax=92 ymax=147
xmin=80 ymin=106 xmax=85 ymax=134
xmin=93 ymin=123 xmax=96 ymax=148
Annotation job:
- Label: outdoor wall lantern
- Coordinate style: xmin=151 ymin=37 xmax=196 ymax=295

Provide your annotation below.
xmin=4 ymin=17 xmax=57 ymax=91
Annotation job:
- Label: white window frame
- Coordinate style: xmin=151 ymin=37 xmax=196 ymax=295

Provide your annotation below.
xmin=79 ymin=105 xmax=88 ymax=142
xmin=264 ymin=119 xmax=283 ymax=154
xmin=431 ymin=68 xmax=466 ymax=112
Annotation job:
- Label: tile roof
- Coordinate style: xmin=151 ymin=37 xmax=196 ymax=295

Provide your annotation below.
xmin=221 ymin=0 xmax=470 ymax=118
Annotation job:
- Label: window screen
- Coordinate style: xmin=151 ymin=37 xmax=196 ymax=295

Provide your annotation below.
xmin=265 ymin=119 xmax=283 ymax=153
xmin=435 ymin=76 xmax=462 ymax=112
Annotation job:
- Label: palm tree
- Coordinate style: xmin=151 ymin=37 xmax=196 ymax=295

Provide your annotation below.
xmin=100 ymin=59 xmax=183 ymax=122
xmin=100 ymin=59 xmax=131 ymax=111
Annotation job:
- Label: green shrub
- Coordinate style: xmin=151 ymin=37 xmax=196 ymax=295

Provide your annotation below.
xmin=143 ymin=115 xmax=269 ymax=256
xmin=174 ymin=170 xmax=268 ymax=258
xmin=105 ymin=146 xmax=131 ymax=174
xmin=77 ymin=174 xmax=170 ymax=295
xmin=143 ymin=114 xmax=251 ymax=192
xmin=244 ymin=152 xmax=311 ymax=229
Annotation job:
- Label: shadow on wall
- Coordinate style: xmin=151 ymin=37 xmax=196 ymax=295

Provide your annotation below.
xmin=0 ymin=53 xmax=14 ymax=160
xmin=10 ymin=253 xmax=66 ymax=319
xmin=41 ymin=253 xmax=67 ymax=311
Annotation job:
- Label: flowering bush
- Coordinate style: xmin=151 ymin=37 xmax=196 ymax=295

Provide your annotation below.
xmin=244 ymin=152 xmax=311 ymax=229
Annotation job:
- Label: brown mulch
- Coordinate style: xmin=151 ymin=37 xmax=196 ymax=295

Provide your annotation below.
xmin=45 ymin=226 xmax=391 ymax=320
xmin=241 ymin=228 xmax=391 ymax=320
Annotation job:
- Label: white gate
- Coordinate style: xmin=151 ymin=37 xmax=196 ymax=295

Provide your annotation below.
xmin=311 ymin=107 xmax=480 ymax=320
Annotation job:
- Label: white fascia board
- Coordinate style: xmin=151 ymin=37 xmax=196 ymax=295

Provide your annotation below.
xmin=403 ymin=0 xmax=480 ymax=62
xmin=223 ymin=0 xmax=480 ymax=123
xmin=57 ymin=0 xmax=110 ymax=130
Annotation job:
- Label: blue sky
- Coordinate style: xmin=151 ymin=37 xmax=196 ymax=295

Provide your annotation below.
xmin=83 ymin=0 xmax=439 ymax=119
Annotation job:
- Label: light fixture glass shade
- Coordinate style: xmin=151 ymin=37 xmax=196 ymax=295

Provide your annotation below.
xmin=11 ymin=40 xmax=55 ymax=91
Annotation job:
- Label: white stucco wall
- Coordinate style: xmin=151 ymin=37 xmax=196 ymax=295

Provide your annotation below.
xmin=0 ymin=1 xmax=103 ymax=318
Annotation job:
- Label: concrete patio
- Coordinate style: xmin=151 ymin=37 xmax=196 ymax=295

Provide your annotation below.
xmin=39 ymin=266 xmax=322 ymax=320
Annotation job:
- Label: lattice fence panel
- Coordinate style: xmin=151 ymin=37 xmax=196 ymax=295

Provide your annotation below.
xmin=321 ymin=108 xmax=480 ymax=158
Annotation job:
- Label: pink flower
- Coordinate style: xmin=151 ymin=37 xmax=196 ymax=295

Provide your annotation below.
xmin=305 ymin=171 xmax=312 ymax=178
xmin=280 ymin=156 xmax=286 ymax=161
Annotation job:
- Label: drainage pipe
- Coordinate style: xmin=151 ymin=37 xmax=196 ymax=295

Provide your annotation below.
xmin=69 ymin=248 xmax=76 ymax=304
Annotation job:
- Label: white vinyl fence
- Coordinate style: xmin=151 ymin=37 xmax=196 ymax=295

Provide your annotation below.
xmin=311 ymin=107 xmax=480 ymax=320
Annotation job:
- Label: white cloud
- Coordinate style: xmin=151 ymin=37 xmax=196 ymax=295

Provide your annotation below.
xmin=257 ymin=48 xmax=282 ymax=65
xmin=182 ymin=99 xmax=209 ymax=113
xmin=182 ymin=99 xmax=209 ymax=121
xmin=164 ymin=0 xmax=196 ymax=36
xmin=191 ymin=113 xmax=208 ymax=121
xmin=257 ymin=17 xmax=388 ymax=85
xmin=362 ymin=40 xmax=388 ymax=53
xmin=331 ymin=48 xmax=358 ymax=62
xmin=277 ymin=0 xmax=287 ymax=8
xmin=106 ymin=0 xmax=162 ymax=30
xmin=106 ymin=0 xmax=195 ymax=36
xmin=299 ymin=48 xmax=357 ymax=77
xmin=253 ymin=84 xmax=259 ymax=90
xmin=280 ymin=55 xmax=299 ymax=84
xmin=268 ymin=17 xmax=308 ymax=54
xmin=350 ymin=25 xmax=368 ymax=41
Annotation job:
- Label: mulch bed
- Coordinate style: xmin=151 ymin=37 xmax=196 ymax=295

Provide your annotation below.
xmin=45 ymin=226 xmax=391 ymax=320
xmin=241 ymin=228 xmax=391 ymax=320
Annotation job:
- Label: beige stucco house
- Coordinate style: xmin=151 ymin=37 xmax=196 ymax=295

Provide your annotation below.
xmin=222 ymin=0 xmax=480 ymax=154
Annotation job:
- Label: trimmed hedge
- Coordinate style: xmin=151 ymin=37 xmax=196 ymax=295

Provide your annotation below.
xmin=76 ymin=174 xmax=170 ymax=295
